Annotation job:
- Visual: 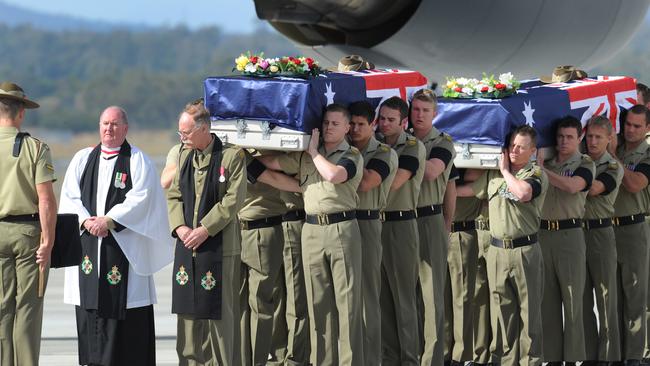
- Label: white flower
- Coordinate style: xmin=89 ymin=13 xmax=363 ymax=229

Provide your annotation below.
xmin=303 ymin=64 xmax=311 ymax=72
xmin=499 ymin=72 xmax=515 ymax=85
xmin=245 ymin=63 xmax=257 ymax=73
xmin=456 ymin=77 xmax=470 ymax=86
xmin=461 ymin=87 xmax=474 ymax=95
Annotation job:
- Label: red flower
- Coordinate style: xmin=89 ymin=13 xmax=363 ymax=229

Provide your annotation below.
xmin=250 ymin=56 xmax=259 ymax=64
xmin=495 ymin=83 xmax=506 ymax=90
xmin=481 ymin=86 xmax=489 ymax=93
xmin=305 ymin=57 xmax=314 ymax=66
xmin=454 ymin=87 xmax=463 ymax=93
xmin=280 ymin=57 xmax=289 ymax=64
xmin=293 ymin=59 xmax=301 ymax=65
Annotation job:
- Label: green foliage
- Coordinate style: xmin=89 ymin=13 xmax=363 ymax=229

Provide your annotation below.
xmin=0 ymin=24 xmax=297 ymax=131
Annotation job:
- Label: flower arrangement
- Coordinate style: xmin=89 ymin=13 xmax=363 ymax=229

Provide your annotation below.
xmin=443 ymin=72 xmax=520 ymax=99
xmin=234 ymin=52 xmax=324 ymax=78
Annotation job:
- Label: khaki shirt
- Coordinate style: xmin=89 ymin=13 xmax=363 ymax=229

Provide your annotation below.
xmin=167 ymin=138 xmax=247 ymax=256
xmin=282 ymin=191 xmax=303 ymax=211
xmin=379 ymin=131 xmax=426 ymax=211
xmin=239 ymin=150 xmax=288 ymax=220
xmin=473 ymin=162 xmax=548 ymax=239
xmin=414 ymin=127 xmax=456 ymax=206
xmin=541 ymin=151 xmax=595 ymax=220
xmin=357 ymin=137 xmax=398 ymax=211
xmin=584 ymin=151 xmax=624 ymax=219
xmin=0 ymin=127 xmax=56 ymax=218
xmin=614 ymin=141 xmax=650 ymax=216
xmin=278 ymin=140 xmax=362 ymax=215
xmin=165 ymin=143 xmax=183 ymax=166
xmin=453 ymin=169 xmax=483 ymax=222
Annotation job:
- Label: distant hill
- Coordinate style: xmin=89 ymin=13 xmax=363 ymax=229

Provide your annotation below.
xmin=0 ymin=1 xmax=148 ymax=32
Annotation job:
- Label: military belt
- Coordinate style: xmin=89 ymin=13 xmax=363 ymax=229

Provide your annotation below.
xmin=282 ymin=210 xmax=305 ymax=222
xmin=540 ymin=218 xmax=582 ymax=231
xmin=381 ymin=209 xmax=417 ymax=221
xmin=475 ymin=219 xmax=490 ymax=231
xmin=451 ymin=220 xmax=476 ymax=233
xmin=583 ymin=218 xmax=613 ymax=230
xmin=305 ymin=210 xmax=356 ymax=226
xmin=416 ymin=204 xmax=443 ymax=218
xmin=0 ymin=213 xmax=39 ymax=222
xmin=355 ymin=210 xmax=380 ymax=220
xmin=613 ymin=214 xmax=646 ymax=227
xmin=490 ymin=233 xmax=538 ymax=249
xmin=240 ymin=215 xmax=283 ymax=230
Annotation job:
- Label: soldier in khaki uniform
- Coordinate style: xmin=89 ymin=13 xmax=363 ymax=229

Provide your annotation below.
xmin=538 ymin=116 xmax=595 ymax=365
xmin=581 ymin=116 xmax=623 ymax=365
xmin=236 ymin=150 xmax=289 ymax=366
xmin=458 ymin=126 xmax=548 ymax=366
xmin=610 ymin=105 xmax=650 ymax=365
xmin=278 ymin=191 xmax=310 ymax=365
xmin=0 ymin=81 xmax=56 ymax=366
xmin=472 ymin=199 xmax=495 ymax=366
xmin=348 ymin=101 xmax=398 ymax=366
xmin=259 ymin=103 xmax=364 ymax=366
xmin=408 ymin=89 xmax=457 ymax=365
xmin=376 ymin=96 xmax=426 ymax=366
xmin=167 ymin=100 xmax=247 ymax=366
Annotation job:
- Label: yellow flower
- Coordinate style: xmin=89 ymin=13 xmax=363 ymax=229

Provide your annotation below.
xmin=446 ymin=80 xmax=457 ymax=89
xmin=269 ymin=65 xmax=279 ymax=73
xmin=235 ymin=55 xmax=249 ymax=71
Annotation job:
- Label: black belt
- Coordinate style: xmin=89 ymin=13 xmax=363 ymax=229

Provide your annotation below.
xmin=416 ymin=204 xmax=443 ymax=218
xmin=540 ymin=218 xmax=583 ymax=231
xmin=476 ymin=219 xmax=490 ymax=231
xmin=0 ymin=213 xmax=39 ymax=222
xmin=240 ymin=215 xmax=283 ymax=230
xmin=451 ymin=220 xmax=476 ymax=233
xmin=381 ymin=210 xmax=417 ymax=222
xmin=613 ymin=214 xmax=646 ymax=227
xmin=583 ymin=218 xmax=613 ymax=230
xmin=282 ymin=210 xmax=305 ymax=222
xmin=490 ymin=233 xmax=538 ymax=249
xmin=355 ymin=210 xmax=380 ymax=220
xmin=305 ymin=211 xmax=356 ymax=226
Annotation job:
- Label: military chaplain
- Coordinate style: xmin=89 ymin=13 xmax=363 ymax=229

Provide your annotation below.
xmin=167 ymin=99 xmax=247 ymax=366
xmin=59 ymin=106 xmax=174 ymax=365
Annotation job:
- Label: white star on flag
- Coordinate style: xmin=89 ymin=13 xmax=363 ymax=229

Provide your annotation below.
xmin=522 ymin=100 xmax=535 ymax=126
xmin=324 ymin=83 xmax=336 ymax=105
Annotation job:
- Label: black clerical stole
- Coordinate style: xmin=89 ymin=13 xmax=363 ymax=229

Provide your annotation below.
xmin=78 ymin=141 xmax=131 ymax=320
xmin=172 ymin=135 xmax=225 ymax=319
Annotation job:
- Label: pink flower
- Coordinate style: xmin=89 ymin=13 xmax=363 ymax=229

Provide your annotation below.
xmin=259 ymin=60 xmax=269 ymax=69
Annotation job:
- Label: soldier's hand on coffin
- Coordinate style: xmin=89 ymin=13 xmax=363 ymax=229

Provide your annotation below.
xmin=183 ymin=226 xmax=209 ymax=249
xmin=308 ymin=128 xmax=320 ymax=157
xmin=499 ymin=150 xmax=510 ymax=173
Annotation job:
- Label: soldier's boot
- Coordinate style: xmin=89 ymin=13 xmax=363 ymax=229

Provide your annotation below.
xmin=626 ymin=360 xmax=642 ymax=366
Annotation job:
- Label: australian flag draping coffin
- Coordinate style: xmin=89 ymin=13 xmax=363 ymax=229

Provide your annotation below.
xmin=434 ymin=76 xmax=637 ymax=168
xmin=204 ymin=69 xmax=428 ymax=151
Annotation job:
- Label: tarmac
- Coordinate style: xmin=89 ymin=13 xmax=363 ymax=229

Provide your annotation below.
xmin=40 ymin=264 xmax=179 ymax=365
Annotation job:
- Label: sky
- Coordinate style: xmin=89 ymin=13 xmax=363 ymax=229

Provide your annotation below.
xmin=3 ymin=0 xmax=263 ymax=32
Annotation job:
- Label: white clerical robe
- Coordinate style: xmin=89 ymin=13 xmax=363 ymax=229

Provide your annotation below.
xmin=59 ymin=145 xmax=174 ymax=309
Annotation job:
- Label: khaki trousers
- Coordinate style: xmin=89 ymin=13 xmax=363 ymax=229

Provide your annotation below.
xmin=448 ymin=228 xmax=479 ymax=362
xmin=487 ymin=242 xmax=544 ymax=366
xmin=539 ymin=228 xmax=587 ymax=362
xmin=267 ymin=220 xmax=310 ymax=366
xmin=583 ymin=226 xmax=621 ymax=362
xmin=473 ymin=228 xmax=493 ymax=364
xmin=357 ymin=219 xmax=383 ymax=366
xmin=239 ymin=225 xmax=285 ymax=366
xmin=0 ymin=222 xmax=47 ymax=366
xmin=381 ymin=219 xmax=420 ymax=366
xmin=302 ymin=219 xmax=363 ymax=366
xmin=177 ymin=254 xmax=240 ymax=366
xmin=417 ymin=213 xmax=448 ymax=366
xmin=615 ymin=222 xmax=649 ymax=360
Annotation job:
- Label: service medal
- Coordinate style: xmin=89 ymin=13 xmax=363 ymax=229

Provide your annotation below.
xmin=176 ymin=265 xmax=189 ymax=286
xmin=219 ymin=166 xmax=226 ymax=183
xmin=106 ymin=265 xmax=122 ymax=285
xmin=81 ymin=255 xmax=93 ymax=275
xmin=201 ymin=271 xmax=216 ymax=290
